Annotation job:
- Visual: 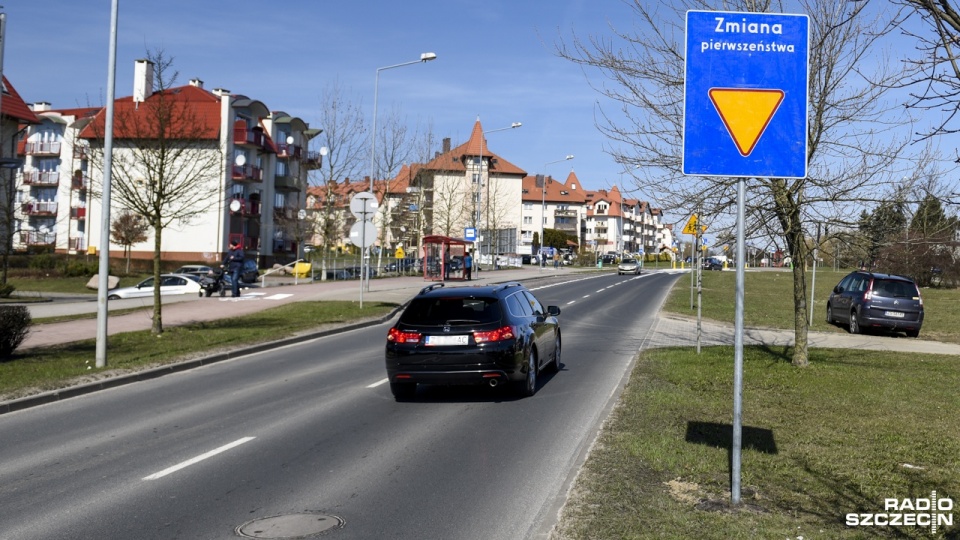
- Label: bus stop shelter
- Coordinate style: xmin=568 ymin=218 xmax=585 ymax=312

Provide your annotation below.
xmin=422 ymin=235 xmax=468 ymax=281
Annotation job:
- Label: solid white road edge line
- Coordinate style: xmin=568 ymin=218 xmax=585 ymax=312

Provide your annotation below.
xmin=143 ymin=436 xmax=256 ymax=481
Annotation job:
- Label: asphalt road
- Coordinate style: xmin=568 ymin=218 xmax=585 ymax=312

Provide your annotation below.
xmin=0 ymin=272 xmax=682 ymax=540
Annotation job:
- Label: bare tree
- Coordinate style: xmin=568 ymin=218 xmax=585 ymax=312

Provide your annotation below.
xmin=894 ymin=0 xmax=960 ymax=138
xmin=485 ymin=173 xmax=517 ymax=255
xmin=373 ymin=105 xmax=430 ymax=268
xmin=557 ymin=0 xmax=913 ymax=366
xmin=310 ymin=80 xmax=367 ymax=275
xmin=86 ymin=49 xmax=222 ymax=334
xmin=110 ymin=210 xmax=149 ymax=274
xmin=431 ymin=179 xmax=469 ymax=238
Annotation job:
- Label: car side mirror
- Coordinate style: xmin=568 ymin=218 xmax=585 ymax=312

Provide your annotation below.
xmin=547 ymin=305 xmax=561 ymax=316
xmin=833 ymin=286 xmax=842 ymax=294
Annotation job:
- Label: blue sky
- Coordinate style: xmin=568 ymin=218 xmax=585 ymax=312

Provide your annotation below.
xmin=3 ymin=1 xmax=637 ymax=196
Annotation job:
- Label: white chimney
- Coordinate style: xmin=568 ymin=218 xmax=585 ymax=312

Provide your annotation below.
xmin=133 ymin=59 xmax=155 ymax=103
xmin=189 ymin=78 xmax=203 ymax=88
xmin=212 ymin=88 xmax=231 ymax=97
xmin=31 ymin=102 xmax=52 ymax=112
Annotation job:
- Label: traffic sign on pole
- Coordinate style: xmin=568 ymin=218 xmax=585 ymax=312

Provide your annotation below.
xmin=682 ymin=10 xmax=809 ymax=178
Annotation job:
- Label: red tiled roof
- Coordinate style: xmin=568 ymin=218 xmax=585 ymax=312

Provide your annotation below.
xmin=421 ymin=120 xmax=526 ymax=176
xmin=521 ymin=170 xmax=587 ymax=204
xmin=2 ymin=77 xmax=41 ymax=124
xmin=78 ymin=84 xmax=221 ymax=140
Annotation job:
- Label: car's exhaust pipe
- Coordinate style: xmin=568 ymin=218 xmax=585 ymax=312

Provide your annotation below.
xmin=488 ymin=378 xmax=499 ymax=387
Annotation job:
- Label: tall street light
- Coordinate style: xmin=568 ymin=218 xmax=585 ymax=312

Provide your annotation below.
xmin=365 ymin=51 xmax=436 ymax=291
xmin=540 ymin=155 xmax=574 ymax=271
xmin=478 ymin=121 xmax=521 ymax=265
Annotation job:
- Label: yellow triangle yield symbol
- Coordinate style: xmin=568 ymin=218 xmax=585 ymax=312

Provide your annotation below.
xmin=709 ymin=88 xmax=784 ymax=157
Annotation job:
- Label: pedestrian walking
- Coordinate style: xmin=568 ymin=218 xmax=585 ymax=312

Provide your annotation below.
xmin=225 ymin=240 xmax=245 ymax=297
xmin=464 ymin=250 xmax=473 ymax=280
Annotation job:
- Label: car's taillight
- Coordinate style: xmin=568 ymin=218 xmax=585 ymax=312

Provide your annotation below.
xmin=387 ymin=327 xmax=422 ymax=343
xmin=473 ymin=326 xmax=515 ymax=343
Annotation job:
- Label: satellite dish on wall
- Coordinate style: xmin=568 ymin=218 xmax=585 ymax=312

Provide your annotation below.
xmin=229 ymin=199 xmax=242 ymax=213
xmin=320 ymin=147 xmax=329 ymax=156
xmin=235 ymin=154 xmax=246 ymax=167
xmin=286 ymin=136 xmax=294 ymax=145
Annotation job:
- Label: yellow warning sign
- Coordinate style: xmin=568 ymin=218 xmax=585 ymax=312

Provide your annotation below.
xmin=709 ymin=88 xmax=784 ymax=157
xmin=682 ymin=214 xmax=698 ymax=235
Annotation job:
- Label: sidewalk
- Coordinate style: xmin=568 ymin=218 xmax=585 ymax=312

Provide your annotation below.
xmin=645 ymin=313 xmax=960 ymax=355
xmin=17 ymin=266 xmax=575 ymax=350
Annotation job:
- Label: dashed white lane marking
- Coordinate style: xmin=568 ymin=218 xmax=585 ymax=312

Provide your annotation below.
xmin=263 ymin=293 xmax=293 ymax=300
xmin=368 ymin=378 xmax=389 ymax=388
xmin=143 ymin=437 xmax=256 ymax=480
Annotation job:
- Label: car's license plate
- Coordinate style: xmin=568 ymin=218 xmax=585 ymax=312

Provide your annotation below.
xmin=884 ymin=311 xmax=905 ymax=318
xmin=425 ymin=335 xmax=469 ymax=346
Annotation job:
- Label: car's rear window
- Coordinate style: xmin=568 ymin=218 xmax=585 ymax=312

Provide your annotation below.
xmin=872 ymin=279 xmax=918 ymax=298
xmin=621 ymin=259 xmax=637 ymax=264
xmin=400 ymin=297 xmax=502 ymax=325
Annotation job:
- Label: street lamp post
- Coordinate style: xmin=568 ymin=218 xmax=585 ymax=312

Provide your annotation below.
xmin=478 ymin=121 xmax=521 ymax=267
xmin=366 ymin=52 xmax=436 ymax=291
xmin=540 ymin=155 xmax=574 ymax=272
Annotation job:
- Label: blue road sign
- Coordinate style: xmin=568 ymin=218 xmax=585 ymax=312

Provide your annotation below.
xmin=683 ymin=10 xmax=809 ymax=178
xmin=464 ymin=227 xmax=477 ymax=242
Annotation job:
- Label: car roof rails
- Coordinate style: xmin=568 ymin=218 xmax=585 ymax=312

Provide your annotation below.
xmin=419 ymin=283 xmax=445 ymax=295
xmin=493 ymin=282 xmax=522 ymax=293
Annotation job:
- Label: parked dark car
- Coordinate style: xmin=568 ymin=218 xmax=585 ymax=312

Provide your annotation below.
xmin=600 ymin=254 xmax=617 ymax=265
xmin=385 ymin=282 xmax=561 ymax=400
xmin=826 ymin=271 xmax=924 ymax=337
xmin=385 ymin=258 xmax=417 ymax=272
xmin=703 ymin=257 xmax=723 ymax=271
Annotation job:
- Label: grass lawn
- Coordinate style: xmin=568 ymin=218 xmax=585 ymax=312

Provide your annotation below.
xmin=0 ymin=301 xmax=395 ymax=401
xmin=553 ymin=345 xmax=960 ymax=539
xmin=553 ymin=269 xmax=960 ymax=539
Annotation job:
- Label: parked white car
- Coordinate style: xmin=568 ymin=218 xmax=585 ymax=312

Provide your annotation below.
xmin=107 ymin=274 xmax=202 ymax=300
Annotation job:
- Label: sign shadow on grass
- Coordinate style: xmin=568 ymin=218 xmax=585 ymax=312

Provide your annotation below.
xmin=685 ymin=420 xmax=778 ymax=457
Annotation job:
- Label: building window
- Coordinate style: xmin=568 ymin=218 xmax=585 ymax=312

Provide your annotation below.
xmin=523 ymin=216 xmax=532 ymax=225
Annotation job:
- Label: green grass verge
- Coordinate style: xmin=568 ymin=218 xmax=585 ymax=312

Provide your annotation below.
xmin=662 ymin=269 xmax=960 ymax=343
xmin=0 ymin=301 xmax=395 ymax=401
xmin=554 ymin=345 xmax=960 ymax=539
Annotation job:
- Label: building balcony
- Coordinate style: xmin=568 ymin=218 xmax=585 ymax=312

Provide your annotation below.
xmin=554 ymin=209 xmax=577 ymax=218
xmin=70 ymin=207 xmax=87 ymax=220
xmin=276 ymin=143 xmax=302 ymax=160
xmin=20 ymin=230 xmax=56 ymax=245
xmin=232 ymin=164 xmax=263 ymax=182
xmin=72 ymin=176 xmax=91 ymax=191
xmin=274 ymin=175 xmax=300 ymax=191
xmin=25 ymin=141 xmax=62 ymax=156
xmin=229 ymin=198 xmax=261 ymax=217
xmin=67 ymin=237 xmax=84 ymax=251
xmin=554 ymin=222 xmax=578 ymax=232
xmin=21 ymin=201 xmax=58 ymax=216
xmin=23 ymin=171 xmax=60 ymax=187
xmin=303 ymin=150 xmax=323 ymax=170
xmin=234 ymin=127 xmax=270 ymax=150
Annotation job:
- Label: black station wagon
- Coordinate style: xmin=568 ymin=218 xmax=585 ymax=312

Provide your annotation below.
xmin=385 ymin=282 xmax=561 ymax=400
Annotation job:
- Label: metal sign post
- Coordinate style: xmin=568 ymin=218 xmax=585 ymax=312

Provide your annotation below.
xmin=350 ymin=192 xmax=377 ymax=308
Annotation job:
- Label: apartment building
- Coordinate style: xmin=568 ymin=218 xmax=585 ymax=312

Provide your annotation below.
xmin=13 ymin=60 xmax=321 ymax=267
xmin=520 ymin=171 xmax=585 ymax=254
xmin=1 ymin=76 xmax=41 ymax=257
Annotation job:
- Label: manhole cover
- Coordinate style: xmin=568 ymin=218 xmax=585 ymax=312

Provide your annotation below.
xmin=236 ymin=513 xmax=344 ymax=539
